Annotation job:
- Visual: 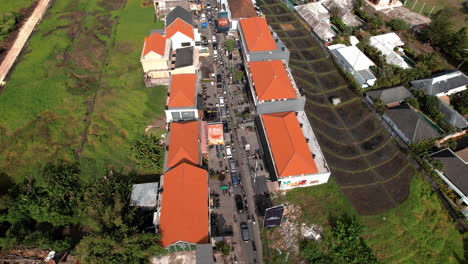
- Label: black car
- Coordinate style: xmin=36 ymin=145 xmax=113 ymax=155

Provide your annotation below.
xmin=252 ymin=241 xmax=257 ymax=252
xmin=216 ymin=74 xmax=222 ymax=83
xmin=240 ymin=222 xmax=250 ymax=241
xmin=222 ymin=120 xmax=229 ymax=133
xmin=235 ymin=195 xmax=244 ymax=213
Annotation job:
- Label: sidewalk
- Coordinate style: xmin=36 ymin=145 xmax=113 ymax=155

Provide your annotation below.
xmin=0 ymin=0 xmax=51 ymax=85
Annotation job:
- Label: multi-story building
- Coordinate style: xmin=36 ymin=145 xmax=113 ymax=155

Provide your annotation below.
xmin=163 ymin=120 xmax=201 ymax=172
xmin=165 ymin=73 xmax=200 ymax=122
xmin=141 ymin=32 xmax=172 ymax=85
xmin=165 ymin=6 xmax=201 ymax=50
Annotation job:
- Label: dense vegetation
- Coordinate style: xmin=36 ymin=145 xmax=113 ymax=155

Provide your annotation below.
xmin=450 ymin=90 xmax=468 ymax=115
xmin=0 ymin=160 xmax=164 ymax=262
xmin=0 ymin=12 xmax=22 ymax=43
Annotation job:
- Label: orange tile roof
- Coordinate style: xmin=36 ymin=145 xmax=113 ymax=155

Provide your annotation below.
xmin=240 ymin=17 xmax=277 ymax=52
xmin=262 ymin=112 xmax=318 ymax=177
xmin=166 ymin=18 xmax=194 ymax=40
xmin=167 ymin=121 xmax=199 ymax=168
xmin=159 ymin=163 xmax=208 ymax=247
xmin=248 ymin=60 xmax=297 ymax=101
xmin=168 ymin=74 xmax=197 ymax=107
xmin=143 ymin=32 xmax=166 ymax=56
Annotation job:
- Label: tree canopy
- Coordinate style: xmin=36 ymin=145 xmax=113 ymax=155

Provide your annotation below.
xmin=389 ymin=18 xmax=408 ymax=32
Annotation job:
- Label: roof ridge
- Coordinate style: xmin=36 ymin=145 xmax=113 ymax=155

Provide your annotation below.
xmin=412 ymin=118 xmax=420 ymax=142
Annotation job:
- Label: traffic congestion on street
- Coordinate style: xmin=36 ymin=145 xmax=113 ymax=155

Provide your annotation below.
xmin=196 ymin=2 xmax=266 ymax=263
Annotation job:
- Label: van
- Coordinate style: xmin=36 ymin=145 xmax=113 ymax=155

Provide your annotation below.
xmin=240 ymin=222 xmax=250 ymax=241
xmin=231 ymin=172 xmax=239 ymax=186
xmin=229 ymin=159 xmax=237 ymax=172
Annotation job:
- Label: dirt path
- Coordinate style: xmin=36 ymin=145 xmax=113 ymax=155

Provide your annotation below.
xmin=0 ymin=0 xmax=51 ymax=85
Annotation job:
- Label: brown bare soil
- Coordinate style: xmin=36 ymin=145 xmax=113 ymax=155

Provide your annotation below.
xmin=279 ymin=23 xmax=294 ymax=31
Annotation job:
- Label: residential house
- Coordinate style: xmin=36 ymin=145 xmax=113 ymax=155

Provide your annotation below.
xmin=157 ymin=162 xmax=209 ymax=251
xmin=411 ymin=70 xmax=468 ymax=97
xmin=165 ymin=73 xmax=200 ymax=122
xmin=411 ymin=70 xmax=468 ymax=129
xmin=141 ymin=32 xmax=172 ymax=85
xmin=370 ymin=33 xmax=411 ymax=69
xmin=430 ymin=148 xmax=468 ymax=217
xmin=255 ymin=111 xmax=331 ymax=190
xmin=382 ymin=103 xmax=441 ymax=144
xmin=163 ymin=120 xmax=201 ymax=172
xmin=246 ymin=60 xmax=305 ymax=114
xmin=365 ymin=85 xmax=413 ymax=107
xmin=165 ymin=6 xmax=201 ymax=50
xmin=238 ymin=17 xmax=290 ymax=63
xmin=328 ymin=44 xmax=377 ymax=88
xmin=171 ymin=46 xmax=199 ymax=75
xmin=153 ymin=0 xmax=190 ymax=18
xmin=220 ymin=0 xmax=257 ymax=30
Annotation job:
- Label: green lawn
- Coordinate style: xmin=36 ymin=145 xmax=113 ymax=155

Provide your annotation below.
xmin=0 ymin=0 xmax=166 ymax=181
xmin=267 ymin=175 xmax=466 ymax=264
xmin=404 ymin=0 xmax=467 ymax=30
xmin=0 ymin=0 xmax=37 ymax=13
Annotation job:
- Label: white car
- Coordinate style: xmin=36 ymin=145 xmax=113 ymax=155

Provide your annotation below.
xmin=201 ymin=14 xmax=206 ymax=21
xmin=219 ymin=96 xmax=225 ymax=106
xmin=225 ymin=146 xmax=232 ymax=158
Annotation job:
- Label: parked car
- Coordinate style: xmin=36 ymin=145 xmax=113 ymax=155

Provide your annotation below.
xmin=235 ymin=194 xmax=244 ymax=213
xmin=218 ymin=96 xmax=225 ymax=106
xmin=220 ymin=107 xmax=227 ymax=118
xmin=225 ymin=145 xmax=232 ymax=158
xmin=240 ymin=222 xmax=250 ymax=241
xmin=222 ymin=120 xmax=229 ymax=133
xmin=231 ymin=172 xmax=239 ymax=186
xmin=229 ymin=159 xmax=237 ymax=172
xmin=252 ymin=241 xmax=257 ymax=252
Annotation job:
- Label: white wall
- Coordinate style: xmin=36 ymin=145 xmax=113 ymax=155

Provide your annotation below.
xmin=278 ymin=172 xmax=331 ymax=190
xmin=170 ymin=31 xmax=195 ymax=50
xmin=165 ymin=109 xmax=198 ymax=123
xmin=436 ymin=86 xmax=467 ymax=97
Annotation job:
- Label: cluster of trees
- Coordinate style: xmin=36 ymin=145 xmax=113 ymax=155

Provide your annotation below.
xmin=299 ymin=214 xmax=379 ymax=264
xmin=132 ymin=134 xmax=164 ymax=172
xmin=420 ymin=9 xmax=467 ymax=63
xmin=0 ymin=12 xmax=22 ymax=50
xmin=450 ymin=90 xmax=468 ymax=115
xmin=0 ymin=160 xmax=164 ymax=263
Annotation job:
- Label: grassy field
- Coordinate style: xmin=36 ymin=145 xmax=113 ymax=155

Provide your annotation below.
xmin=0 ymin=0 xmax=37 ymax=13
xmin=404 ymin=0 xmax=467 ymax=29
xmin=0 ymin=0 xmax=166 ymax=181
xmin=267 ymin=175 xmax=466 ymax=264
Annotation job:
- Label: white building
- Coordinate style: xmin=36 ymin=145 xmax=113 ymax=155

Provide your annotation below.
xmin=328 ymin=44 xmax=377 ymax=88
xmin=370 ymin=32 xmax=411 ymax=69
xmin=165 ymin=73 xmax=199 ymax=123
xmin=165 ymin=6 xmax=201 ymax=50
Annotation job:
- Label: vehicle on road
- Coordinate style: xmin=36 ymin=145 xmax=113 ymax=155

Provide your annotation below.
xmin=252 ymin=241 xmax=257 ymax=252
xmin=220 ymin=106 xmax=227 ymax=117
xmin=235 ymin=194 xmax=244 ymax=213
xmin=225 ymin=145 xmax=232 ymax=158
xmin=240 ymin=222 xmax=250 ymax=242
xmin=229 ymin=159 xmax=237 ymax=172
xmin=219 ymin=96 xmax=225 ymax=106
xmin=231 ymin=172 xmax=239 ymax=186
xmin=223 ymin=120 xmax=229 ymax=133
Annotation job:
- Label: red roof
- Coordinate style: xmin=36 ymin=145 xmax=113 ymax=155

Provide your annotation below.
xmin=240 ymin=17 xmax=276 ymax=52
xmin=166 ymin=18 xmax=194 ymax=40
xmin=159 ymin=163 xmax=208 ymax=247
xmin=227 ymin=0 xmax=257 ymax=19
xmin=167 ymin=121 xmax=199 ymax=168
xmin=143 ymin=32 xmax=166 ymax=56
xmin=262 ymin=112 xmax=318 ymax=177
xmin=248 ymin=60 xmax=297 ymax=101
xmin=168 ymin=74 xmax=197 ymax=107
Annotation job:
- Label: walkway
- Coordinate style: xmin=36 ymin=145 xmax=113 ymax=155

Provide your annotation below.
xmin=0 ymin=0 xmax=51 ymax=85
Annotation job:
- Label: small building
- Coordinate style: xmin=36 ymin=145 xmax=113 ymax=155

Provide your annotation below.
xmin=255 ymin=111 xmax=331 ymax=190
xmin=246 ymin=60 xmax=305 ymax=114
xmin=430 ymin=148 xmax=468 ymax=217
xmin=411 ymin=70 xmax=468 ymax=97
xmin=165 ymin=6 xmax=201 ymax=50
xmin=382 ymin=103 xmax=441 ymax=144
xmin=328 ymin=44 xmax=377 ymax=88
xmin=365 ymin=85 xmax=413 ymax=107
xmin=163 ymin=120 xmax=201 ymax=172
xmin=220 ymin=0 xmax=257 ymax=30
xmin=141 ymin=32 xmax=172 ymax=85
xmin=365 ymin=0 xmax=402 ymax=11
xmin=130 ymin=182 xmax=159 ymax=210
xmin=153 ymin=0 xmax=190 ymax=18
xmin=157 ymin=162 xmax=209 ymax=251
xmin=238 ymin=17 xmax=290 ymax=63
xmin=369 ymin=33 xmax=411 ymax=69
xmin=165 ymin=73 xmax=200 ymax=123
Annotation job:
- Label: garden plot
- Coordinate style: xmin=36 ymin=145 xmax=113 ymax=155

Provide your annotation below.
xmin=323 ymin=87 xmax=356 ymax=105
xmin=289 ymin=49 xmax=304 ymax=60
xmin=265 ymin=4 xmax=287 ymax=15
xmin=307 ymin=59 xmax=336 ymax=74
xmin=372 ymin=153 xmax=408 ymax=181
xmin=342 ymin=183 xmax=396 ymax=215
xmin=348 ymin=116 xmax=381 ymax=142
xmin=287 ymin=37 xmax=319 ymax=50
xmin=364 ymin=141 xmax=398 ymax=165
xmin=273 ymin=15 xmax=296 ymax=23
xmin=323 ymin=151 xmax=370 ymax=171
xmin=297 ymin=47 xmax=326 ymax=61
xmin=335 ymin=100 xmax=372 ymax=127
xmin=312 ymin=129 xmax=360 ymax=158
xmin=274 ymin=30 xmax=288 ymax=39
xmin=285 ymin=28 xmax=311 ymax=38
xmin=306 ymin=94 xmax=329 ymax=105
xmin=268 ymin=23 xmax=284 ymax=32
xmin=317 ymin=71 xmax=348 ymax=89
xmin=304 ymin=103 xmax=345 ymax=128
xmin=291 ymin=67 xmax=315 ymax=81
xmin=332 ymin=169 xmax=379 ymax=187
xmin=382 ymin=165 xmax=413 ymax=204
xmin=358 ymin=129 xmax=390 ymax=153
xmin=294 ymin=77 xmax=322 ymax=94
xmin=260 ymin=0 xmax=280 ymax=6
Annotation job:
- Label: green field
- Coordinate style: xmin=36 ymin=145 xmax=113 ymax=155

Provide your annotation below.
xmin=266 ymin=175 xmax=466 ymax=264
xmin=0 ymin=0 xmax=37 ymax=13
xmin=0 ymin=0 xmax=166 ymax=181
xmin=404 ymin=0 xmax=467 ymax=30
